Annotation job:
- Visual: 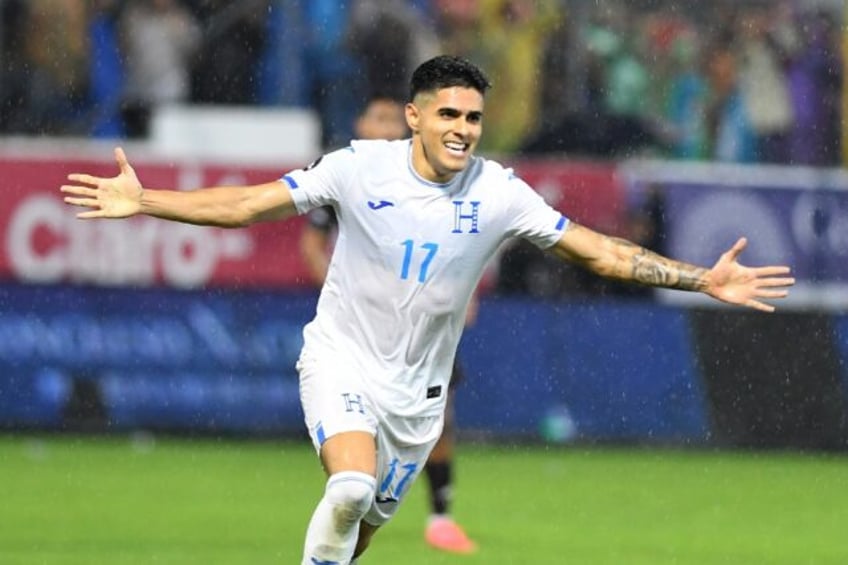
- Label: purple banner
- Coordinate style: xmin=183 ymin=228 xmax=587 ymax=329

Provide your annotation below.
xmin=624 ymin=162 xmax=848 ymax=309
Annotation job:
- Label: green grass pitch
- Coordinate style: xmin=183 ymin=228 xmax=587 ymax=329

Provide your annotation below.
xmin=1 ymin=435 xmax=846 ymax=564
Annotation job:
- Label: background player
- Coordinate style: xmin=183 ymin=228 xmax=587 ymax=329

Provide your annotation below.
xmin=299 ymin=94 xmax=477 ymax=554
xmin=62 ymin=56 xmax=794 ymax=564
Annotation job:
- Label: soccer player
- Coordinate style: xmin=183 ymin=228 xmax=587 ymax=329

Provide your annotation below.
xmin=62 ymin=55 xmax=794 ymax=564
xmin=299 ymin=94 xmax=478 ymax=554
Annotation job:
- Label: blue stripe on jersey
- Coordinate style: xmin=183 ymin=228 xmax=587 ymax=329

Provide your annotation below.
xmin=556 ymin=215 xmax=567 ymax=230
xmin=316 ymin=423 xmax=326 ymax=445
xmin=282 ymin=174 xmax=298 ymax=189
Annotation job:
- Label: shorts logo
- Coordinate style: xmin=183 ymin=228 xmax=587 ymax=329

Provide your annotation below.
xmin=426 ymin=386 xmax=442 ymax=399
xmin=342 ymin=393 xmax=365 ymax=414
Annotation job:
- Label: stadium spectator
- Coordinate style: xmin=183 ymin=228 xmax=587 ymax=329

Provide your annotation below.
xmin=190 ymin=0 xmax=270 ymax=105
xmin=704 ymin=25 xmax=756 ymax=163
xmin=300 ymin=0 xmax=366 ymax=148
xmin=662 ymin=28 xmax=709 ymax=160
xmin=786 ymin=8 xmax=842 ymax=166
xmin=88 ymin=0 xmax=126 ymax=138
xmin=471 ymin=0 xmax=560 ymax=154
xmin=19 ymin=0 xmax=90 ymax=135
xmin=117 ymin=0 xmax=201 ymax=138
xmin=345 ymin=0 xmax=440 ymax=104
xmin=736 ymin=5 xmax=797 ymax=164
xmin=62 ymin=54 xmax=795 ymax=563
xmin=0 ymin=0 xmax=30 ymax=133
xmin=299 ymin=94 xmax=478 ymax=554
xmin=432 ymin=0 xmax=483 ymax=59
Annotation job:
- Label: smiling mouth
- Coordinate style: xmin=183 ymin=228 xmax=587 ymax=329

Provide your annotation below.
xmin=444 ymin=141 xmax=469 ymax=157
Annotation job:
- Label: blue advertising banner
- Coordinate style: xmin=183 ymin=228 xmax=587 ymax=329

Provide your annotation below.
xmin=1 ymin=284 xmax=714 ymax=443
xmin=456 ymin=298 xmax=710 ymax=443
xmin=0 ymin=284 xmax=316 ymax=433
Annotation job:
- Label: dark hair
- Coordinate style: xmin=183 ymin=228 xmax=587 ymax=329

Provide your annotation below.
xmin=409 ymin=55 xmax=491 ymax=101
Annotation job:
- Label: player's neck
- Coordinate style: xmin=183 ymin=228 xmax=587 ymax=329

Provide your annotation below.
xmin=410 ymin=140 xmax=460 ymax=185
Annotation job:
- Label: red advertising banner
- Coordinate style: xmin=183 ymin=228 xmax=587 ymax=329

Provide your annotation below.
xmin=0 ymin=153 xmax=624 ymax=289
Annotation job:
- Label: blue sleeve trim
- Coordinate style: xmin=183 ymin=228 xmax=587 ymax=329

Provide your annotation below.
xmin=283 ymin=174 xmax=299 ymax=189
xmin=283 ymin=175 xmax=298 ymax=189
xmin=555 ymin=215 xmax=567 ymax=231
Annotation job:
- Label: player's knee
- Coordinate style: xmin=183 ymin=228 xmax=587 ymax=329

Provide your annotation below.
xmin=325 ymin=471 xmax=376 ymax=527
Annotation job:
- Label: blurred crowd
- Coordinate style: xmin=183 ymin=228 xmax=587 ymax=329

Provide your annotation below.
xmin=0 ymin=0 xmax=843 ymax=166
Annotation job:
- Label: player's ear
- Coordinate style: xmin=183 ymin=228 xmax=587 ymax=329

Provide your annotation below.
xmin=405 ymin=102 xmax=420 ymax=133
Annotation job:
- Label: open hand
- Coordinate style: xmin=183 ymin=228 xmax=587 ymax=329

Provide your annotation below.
xmin=61 ymin=147 xmax=143 ymax=219
xmin=705 ymin=237 xmax=794 ymax=312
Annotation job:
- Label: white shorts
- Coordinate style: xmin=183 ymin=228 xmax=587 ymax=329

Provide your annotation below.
xmin=298 ymin=354 xmax=443 ymax=525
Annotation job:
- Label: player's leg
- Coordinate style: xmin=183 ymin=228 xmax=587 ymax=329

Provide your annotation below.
xmin=424 ymin=361 xmax=477 ymax=554
xmin=360 ymin=411 xmax=444 ymax=557
xmin=299 ymin=358 xmax=379 ymax=565
xmin=352 ymin=520 xmax=380 ymax=560
xmin=302 ymin=431 xmax=378 ymax=564
xmin=425 ymin=392 xmax=455 ymax=514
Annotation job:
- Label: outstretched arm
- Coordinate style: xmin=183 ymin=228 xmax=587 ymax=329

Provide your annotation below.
xmin=61 ymin=147 xmax=297 ymax=227
xmin=550 ymin=222 xmax=794 ymax=312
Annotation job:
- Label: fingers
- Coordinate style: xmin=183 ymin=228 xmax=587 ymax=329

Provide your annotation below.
xmin=753 ymin=265 xmax=792 ymax=277
xmin=63 ymin=196 xmax=100 ymax=208
xmin=60 ymin=185 xmax=98 ymax=197
xmin=115 ymin=147 xmax=133 ymax=175
xmin=77 ymin=210 xmax=107 ymax=220
xmin=755 ymin=289 xmax=789 ymax=299
xmin=724 ymin=237 xmax=748 ymax=262
xmin=746 ymin=299 xmax=776 ymax=313
xmin=66 ymin=173 xmax=102 ymax=187
xmin=757 ymin=276 xmax=795 ymax=288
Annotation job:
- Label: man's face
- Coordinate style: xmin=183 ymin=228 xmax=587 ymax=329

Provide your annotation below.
xmin=355 ymin=99 xmax=408 ymax=141
xmin=406 ymin=86 xmax=483 ymax=183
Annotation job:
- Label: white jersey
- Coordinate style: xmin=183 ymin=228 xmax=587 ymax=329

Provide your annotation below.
xmin=285 ymin=139 xmax=568 ymax=419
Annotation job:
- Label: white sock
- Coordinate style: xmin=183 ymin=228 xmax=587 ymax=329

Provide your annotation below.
xmin=302 ymin=471 xmax=376 ymax=565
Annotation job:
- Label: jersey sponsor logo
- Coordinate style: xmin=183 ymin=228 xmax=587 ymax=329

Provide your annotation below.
xmin=367 ymin=200 xmax=395 ymax=210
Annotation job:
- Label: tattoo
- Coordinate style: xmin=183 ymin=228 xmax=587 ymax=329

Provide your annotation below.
xmin=611 ymin=238 xmax=708 ymax=291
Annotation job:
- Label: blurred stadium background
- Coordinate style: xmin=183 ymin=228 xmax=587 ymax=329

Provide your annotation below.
xmin=1 ymin=0 xmax=847 ymax=562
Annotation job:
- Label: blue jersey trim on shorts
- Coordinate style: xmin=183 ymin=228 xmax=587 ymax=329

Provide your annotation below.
xmin=316 ymin=423 xmax=326 ymax=445
xmin=282 ymin=174 xmax=298 ymax=189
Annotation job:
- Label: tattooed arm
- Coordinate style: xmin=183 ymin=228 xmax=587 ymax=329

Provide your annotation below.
xmin=550 ymin=223 xmax=794 ymax=312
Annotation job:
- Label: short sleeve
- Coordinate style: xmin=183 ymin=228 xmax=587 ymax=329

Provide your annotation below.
xmin=504 ymin=174 xmax=569 ymax=249
xmin=282 ymin=146 xmax=358 ymax=215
